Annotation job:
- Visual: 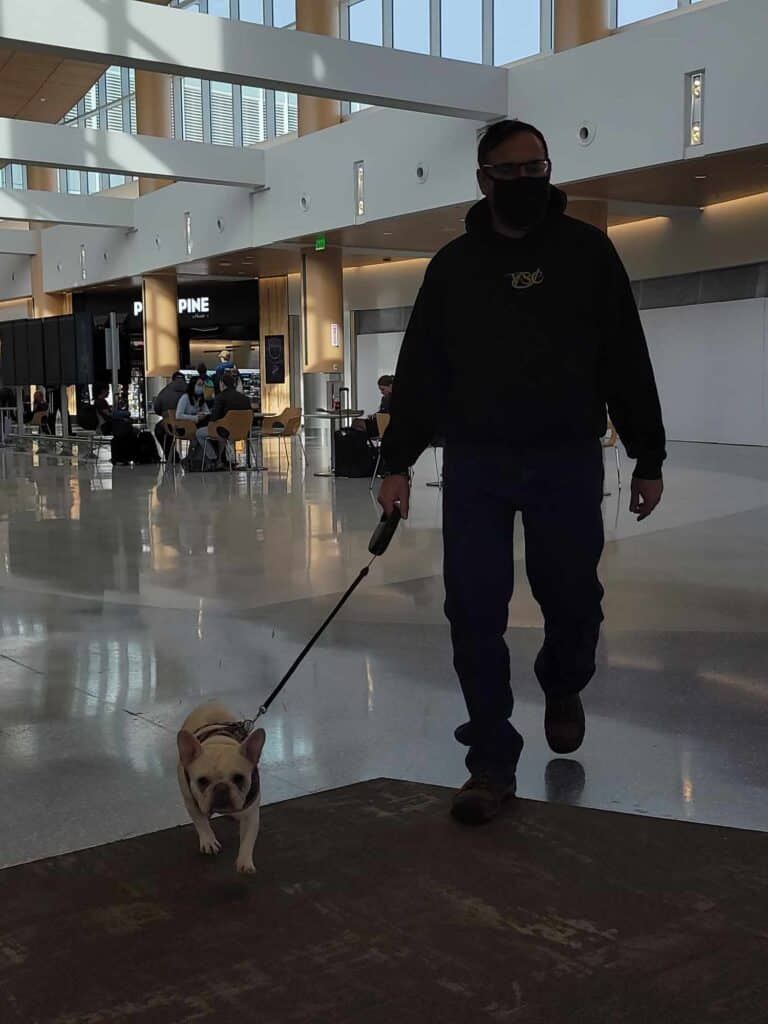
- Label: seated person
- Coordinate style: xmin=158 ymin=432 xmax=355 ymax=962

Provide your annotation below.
xmin=196 ymin=370 xmax=252 ymax=466
xmin=24 ymin=389 xmax=49 ymax=431
xmin=93 ymin=384 xmax=113 ymax=433
xmin=153 ymin=371 xmax=187 ymax=456
xmin=176 ymin=377 xmax=210 ymax=425
xmin=352 ymin=375 xmax=394 ymax=437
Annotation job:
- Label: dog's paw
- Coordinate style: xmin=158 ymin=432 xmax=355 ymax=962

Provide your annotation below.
xmin=236 ymin=858 xmax=256 ymax=875
xmin=199 ymin=836 xmax=222 ymax=856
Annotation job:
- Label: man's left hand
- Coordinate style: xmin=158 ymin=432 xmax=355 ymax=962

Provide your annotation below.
xmin=630 ymin=477 xmax=663 ymax=521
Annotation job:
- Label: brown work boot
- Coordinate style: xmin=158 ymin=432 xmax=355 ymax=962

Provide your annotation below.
xmin=545 ymin=694 xmax=586 ymax=755
xmin=451 ymin=774 xmax=516 ymax=826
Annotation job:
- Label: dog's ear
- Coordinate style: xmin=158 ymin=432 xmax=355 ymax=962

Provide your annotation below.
xmin=177 ymin=730 xmax=202 ymax=767
xmin=240 ymin=728 xmax=266 ymax=765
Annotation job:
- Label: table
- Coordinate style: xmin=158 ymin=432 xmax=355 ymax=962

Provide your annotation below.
xmin=305 ymin=409 xmax=363 ymax=477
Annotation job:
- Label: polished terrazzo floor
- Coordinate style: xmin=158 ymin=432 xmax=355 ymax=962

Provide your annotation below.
xmin=0 ymin=438 xmax=767 ymax=868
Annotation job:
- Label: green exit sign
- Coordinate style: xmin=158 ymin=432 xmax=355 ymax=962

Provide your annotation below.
xmin=315 ymin=235 xmax=327 ymax=252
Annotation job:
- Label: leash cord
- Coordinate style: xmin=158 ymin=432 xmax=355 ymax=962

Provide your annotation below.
xmin=256 ymin=555 xmax=377 ymax=719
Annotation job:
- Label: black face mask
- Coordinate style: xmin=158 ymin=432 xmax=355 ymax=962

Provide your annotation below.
xmin=491 ymin=177 xmax=551 ymax=232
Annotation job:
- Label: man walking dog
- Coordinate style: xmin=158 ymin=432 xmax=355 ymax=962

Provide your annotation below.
xmin=379 ymin=120 xmax=666 ymax=825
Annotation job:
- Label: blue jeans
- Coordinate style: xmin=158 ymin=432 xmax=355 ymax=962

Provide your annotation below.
xmin=443 ymin=442 xmax=605 ymax=784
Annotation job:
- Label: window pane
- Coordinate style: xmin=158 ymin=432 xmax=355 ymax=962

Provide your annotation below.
xmin=182 ymin=78 xmax=204 ymax=141
xmin=273 ymin=0 xmax=295 ymax=27
xmin=66 ymin=170 xmax=82 ymax=195
xmin=493 ymin=0 xmax=540 ymax=65
xmin=441 ymin=0 xmax=482 ymax=63
xmin=239 ymin=0 xmax=263 ymax=22
xmin=109 ymin=175 xmax=126 ymax=189
xmin=275 ymin=91 xmax=298 ymax=135
xmin=242 ymin=86 xmax=266 ymax=144
xmin=11 ymin=164 xmax=24 ymax=190
xmin=83 ymin=85 xmax=100 ymax=129
xmin=210 ymin=81 xmax=235 ymax=145
xmin=617 ymin=0 xmax=676 ymax=26
xmin=208 ymin=0 xmax=230 ymax=16
xmin=349 ymin=0 xmax=383 ymax=46
xmin=105 ymin=66 xmax=124 ymax=132
xmin=87 ymin=172 xmax=102 ymax=194
xmin=393 ymin=0 xmax=430 ymax=54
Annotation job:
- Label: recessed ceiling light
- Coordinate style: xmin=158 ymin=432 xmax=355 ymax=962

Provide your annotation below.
xmin=40 ymin=97 xmax=47 ymax=103
xmin=695 ymin=174 xmax=707 ymax=180
xmin=220 ymin=261 xmax=232 ymax=266
xmin=383 ymin=232 xmax=393 ymax=236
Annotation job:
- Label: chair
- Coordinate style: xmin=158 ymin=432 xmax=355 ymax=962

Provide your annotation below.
xmin=205 ymin=409 xmax=256 ymax=471
xmin=257 ymin=407 xmax=305 ymax=470
xmin=369 ymin=413 xmax=390 ymax=490
xmin=165 ymin=411 xmax=198 ymax=465
xmin=601 ymin=419 xmax=622 ymax=495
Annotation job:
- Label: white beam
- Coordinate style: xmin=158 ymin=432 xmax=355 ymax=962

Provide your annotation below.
xmin=0 ymin=190 xmax=135 ymax=230
xmin=0 ymin=228 xmax=40 ymax=256
xmin=0 ymin=0 xmax=508 ymax=121
xmin=0 ymin=118 xmax=266 ymax=189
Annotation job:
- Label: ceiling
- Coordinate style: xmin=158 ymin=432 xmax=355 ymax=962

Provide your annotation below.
xmin=567 ymin=144 xmax=768 ymax=208
xmin=0 ymin=49 xmax=106 ymax=127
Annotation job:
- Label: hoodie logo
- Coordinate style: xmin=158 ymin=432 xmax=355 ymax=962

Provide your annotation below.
xmin=506 ymin=269 xmax=544 ymax=290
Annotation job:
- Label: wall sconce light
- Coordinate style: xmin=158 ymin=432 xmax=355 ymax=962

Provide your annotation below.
xmin=687 ymin=70 xmax=705 ymax=148
xmin=354 ymin=160 xmax=365 ymax=217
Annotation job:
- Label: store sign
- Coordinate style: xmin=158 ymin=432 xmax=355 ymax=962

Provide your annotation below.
xmin=133 ymin=296 xmax=211 ymax=318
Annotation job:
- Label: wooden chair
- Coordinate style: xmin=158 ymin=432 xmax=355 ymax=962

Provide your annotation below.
xmin=257 ymin=407 xmax=305 ymax=469
xmin=29 ymin=410 xmax=51 ymax=436
xmin=369 ymin=413 xmax=390 ymax=490
xmin=601 ymin=419 xmax=622 ymax=495
xmin=165 ymin=411 xmax=198 ymax=465
xmin=206 ymin=409 xmax=256 ymax=470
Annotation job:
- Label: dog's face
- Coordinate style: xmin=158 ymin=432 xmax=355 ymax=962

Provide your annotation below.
xmin=177 ymin=728 xmax=266 ymax=816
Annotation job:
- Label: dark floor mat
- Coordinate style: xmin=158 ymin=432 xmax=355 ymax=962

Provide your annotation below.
xmin=2 ymin=778 xmax=767 ymax=1023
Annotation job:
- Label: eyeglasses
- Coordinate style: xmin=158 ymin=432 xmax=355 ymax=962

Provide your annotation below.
xmin=481 ymin=159 xmax=551 ymax=182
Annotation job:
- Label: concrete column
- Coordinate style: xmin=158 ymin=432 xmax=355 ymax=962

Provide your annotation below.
xmin=26 ymin=166 xmax=72 ymax=319
xmin=142 ymin=272 xmax=180 ymax=378
xmin=296 ymin=0 xmax=342 ymax=136
xmin=301 ymin=247 xmax=344 ymax=374
xmin=554 ymin=0 xmax=610 ymax=232
xmin=137 ymin=0 xmax=174 ymax=195
xmin=553 ymin=0 xmax=611 ymax=51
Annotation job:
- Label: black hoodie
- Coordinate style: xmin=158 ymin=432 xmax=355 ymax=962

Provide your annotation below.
xmin=381 ymin=190 xmax=666 ymax=479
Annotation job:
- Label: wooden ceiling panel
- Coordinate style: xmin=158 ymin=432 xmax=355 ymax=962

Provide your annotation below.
xmin=565 ymin=145 xmax=768 ymax=209
xmin=0 ymin=45 xmax=105 ymax=126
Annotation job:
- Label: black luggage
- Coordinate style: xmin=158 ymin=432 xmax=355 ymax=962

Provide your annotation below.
xmin=110 ymin=432 xmax=139 ymax=465
xmin=135 ymin=430 xmax=161 ymax=464
xmin=334 ymin=428 xmax=377 ymax=478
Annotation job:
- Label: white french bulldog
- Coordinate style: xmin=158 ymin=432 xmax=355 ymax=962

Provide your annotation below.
xmin=177 ymin=701 xmax=266 ymax=874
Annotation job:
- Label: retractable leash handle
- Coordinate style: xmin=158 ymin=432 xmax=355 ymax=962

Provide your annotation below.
xmin=256 ymin=510 xmax=403 ymax=719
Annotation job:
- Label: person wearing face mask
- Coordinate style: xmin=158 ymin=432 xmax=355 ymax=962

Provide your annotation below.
xmin=379 ymin=120 xmax=666 ymax=826
xmin=176 ymin=376 xmax=210 ymax=425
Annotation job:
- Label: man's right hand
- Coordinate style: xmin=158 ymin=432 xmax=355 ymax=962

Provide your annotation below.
xmin=378 ymin=474 xmax=410 ymax=520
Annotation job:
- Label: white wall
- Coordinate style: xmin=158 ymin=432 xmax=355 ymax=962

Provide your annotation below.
xmin=343 ymin=259 xmax=428 ymax=311
xmin=507 ymin=0 xmax=760 ymax=184
xmin=356 ymin=332 xmax=403 ymax=415
xmin=642 ymin=298 xmax=768 ymax=445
